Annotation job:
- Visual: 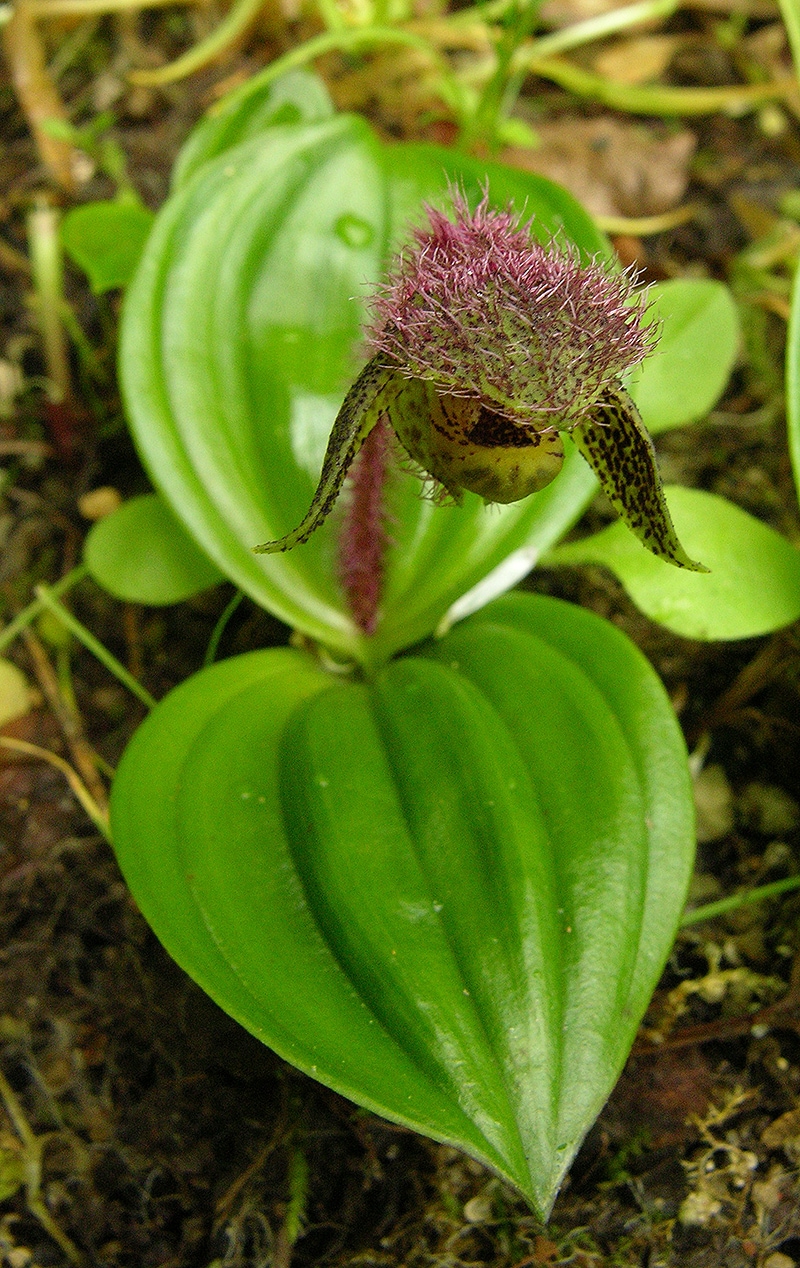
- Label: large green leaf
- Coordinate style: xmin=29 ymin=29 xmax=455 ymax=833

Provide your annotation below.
xmin=547 ymin=486 xmax=800 ymax=639
xmin=110 ymin=592 xmax=694 ymax=1219
xmin=171 ymin=68 xmax=335 ymax=189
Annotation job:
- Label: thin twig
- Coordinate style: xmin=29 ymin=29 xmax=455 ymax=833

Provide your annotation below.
xmin=0 ymin=1065 xmax=86 ymax=1264
xmin=0 ymin=566 xmax=86 ymax=656
xmin=122 ymin=602 xmax=144 ymax=681
xmin=688 ymin=629 xmax=797 ymax=742
xmin=634 ymin=986 xmax=800 ymax=1054
xmin=34 ymin=584 xmax=157 ymax=711
xmin=16 ymin=620 xmax=110 ymax=817
xmin=0 ymin=439 xmax=55 ymax=457
xmin=2 ymin=0 xmax=80 ymax=189
xmin=0 ymin=237 xmax=31 ymax=276
xmin=28 ymin=0 xmax=195 ymax=13
xmin=0 ymin=736 xmax=110 ymax=839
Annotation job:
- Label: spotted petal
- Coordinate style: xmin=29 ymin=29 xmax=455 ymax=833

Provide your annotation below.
xmin=254 ymin=358 xmax=402 ymax=554
xmin=572 ymin=383 xmax=708 ymax=572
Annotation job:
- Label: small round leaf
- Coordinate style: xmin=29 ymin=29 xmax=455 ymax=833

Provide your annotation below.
xmin=85 ymin=493 xmax=225 ymax=604
xmin=548 ymin=486 xmax=800 ymax=639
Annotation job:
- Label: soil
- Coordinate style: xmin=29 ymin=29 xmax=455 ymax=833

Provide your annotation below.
xmin=1 ymin=4 xmax=800 ymax=1265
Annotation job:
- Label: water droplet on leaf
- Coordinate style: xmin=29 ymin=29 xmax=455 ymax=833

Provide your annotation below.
xmin=334 ymin=213 xmax=374 ymax=248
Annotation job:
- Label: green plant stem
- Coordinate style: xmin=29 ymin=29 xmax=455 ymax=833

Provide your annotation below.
xmin=681 ymin=874 xmax=800 ymax=927
xmin=518 ymin=55 xmax=798 ymax=115
xmin=130 ymin=19 xmax=449 ymax=89
xmin=777 ymin=0 xmax=800 ymax=77
xmin=519 ymin=0 xmax=677 ymax=65
xmin=33 ymin=584 xmax=157 ymax=710
xmin=462 ymin=0 xmax=682 ymax=146
xmin=128 ymin=0 xmax=264 ymax=84
xmin=462 ymin=0 xmax=543 ymax=150
xmin=56 ymin=645 xmax=79 ymax=716
xmin=449 ymin=0 xmax=517 ymax=26
xmin=594 ymin=204 xmax=697 ymax=236
xmin=27 ymin=197 xmax=72 ymax=403
xmin=517 ymin=55 xmax=796 ymax=115
xmin=789 ymin=255 xmax=800 ymax=496
xmin=204 ymin=590 xmax=245 ymax=667
xmin=0 ymin=565 xmax=86 ymax=654
xmin=316 ymin=0 xmax=347 ymax=32
xmin=47 ymin=12 xmax=99 ymax=77
xmin=284 ymin=1148 xmax=309 ymax=1246
xmin=59 ymin=300 xmax=107 ymax=384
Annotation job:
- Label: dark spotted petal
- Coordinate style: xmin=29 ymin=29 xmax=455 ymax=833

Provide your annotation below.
xmin=254 ymin=358 xmax=402 ymax=554
xmin=390 ymin=379 xmax=565 ymax=506
xmin=572 ymin=383 xmax=708 ymax=573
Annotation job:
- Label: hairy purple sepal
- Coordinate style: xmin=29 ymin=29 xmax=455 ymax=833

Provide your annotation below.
xmin=366 ymin=192 xmax=652 ymax=428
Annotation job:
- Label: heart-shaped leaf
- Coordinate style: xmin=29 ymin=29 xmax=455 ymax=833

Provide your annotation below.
xmin=547 ymin=486 xmax=800 ymax=639
xmin=110 ymin=592 xmax=694 ymax=1218
xmin=61 ymin=197 xmax=156 ymax=293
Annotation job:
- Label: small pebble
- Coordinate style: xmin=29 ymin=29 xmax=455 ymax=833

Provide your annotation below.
xmin=739 ymin=782 xmax=799 ymax=837
xmin=78 ymin=486 xmax=123 ymax=521
xmin=693 ymin=764 xmax=734 ymax=843
xmin=679 ymin=1190 xmax=722 ymax=1226
xmin=0 ymin=658 xmax=32 ymax=727
xmin=463 ymin=1192 xmax=494 ymax=1222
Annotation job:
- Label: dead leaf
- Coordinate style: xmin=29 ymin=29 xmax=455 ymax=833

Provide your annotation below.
xmin=504 ymin=116 xmax=696 ymax=218
xmin=540 ymin=0 xmax=640 ymax=27
xmin=0 ymin=661 xmax=32 ymax=730
xmin=762 ymin=1107 xmax=800 ymax=1160
xmin=592 ymin=34 xmax=681 ymax=85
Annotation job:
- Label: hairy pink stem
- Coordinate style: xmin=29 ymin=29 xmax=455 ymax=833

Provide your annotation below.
xmin=337 ymin=418 xmax=392 ymax=635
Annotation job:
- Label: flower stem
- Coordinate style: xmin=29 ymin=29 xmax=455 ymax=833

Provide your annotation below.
xmin=338 ymin=419 xmax=392 ymax=637
xmin=681 ymin=874 xmax=800 ymax=927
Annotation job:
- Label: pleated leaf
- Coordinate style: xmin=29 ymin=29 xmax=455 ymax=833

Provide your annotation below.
xmin=110 ymin=592 xmax=694 ymax=1218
